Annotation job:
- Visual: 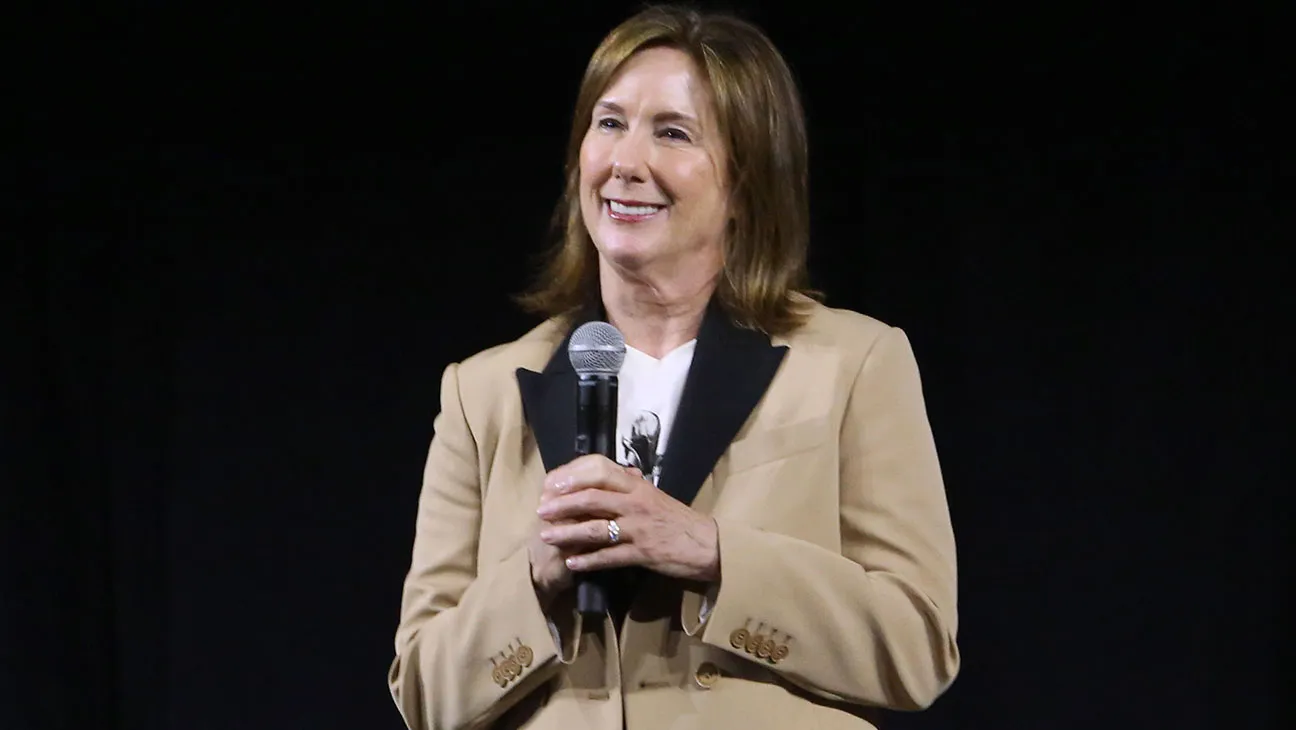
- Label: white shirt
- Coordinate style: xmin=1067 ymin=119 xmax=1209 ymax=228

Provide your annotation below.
xmin=614 ymin=340 xmax=696 ymax=486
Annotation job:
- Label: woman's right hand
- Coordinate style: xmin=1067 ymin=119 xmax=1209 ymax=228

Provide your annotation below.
xmin=529 ymin=476 xmax=576 ymax=607
xmin=528 ymin=526 xmax=573 ymax=607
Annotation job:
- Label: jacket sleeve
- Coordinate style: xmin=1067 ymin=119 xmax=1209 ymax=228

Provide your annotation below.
xmin=683 ymin=326 xmax=960 ymax=710
xmin=388 ymin=363 xmax=580 ymax=730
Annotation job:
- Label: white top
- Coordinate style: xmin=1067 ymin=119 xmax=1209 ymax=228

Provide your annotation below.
xmin=615 ymin=340 xmax=697 ymax=487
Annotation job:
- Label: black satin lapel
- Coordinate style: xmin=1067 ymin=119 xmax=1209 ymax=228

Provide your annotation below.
xmin=657 ymin=305 xmax=788 ymax=506
xmin=515 ymin=307 xmax=602 ymax=473
xmin=515 ymin=367 xmax=575 ymax=473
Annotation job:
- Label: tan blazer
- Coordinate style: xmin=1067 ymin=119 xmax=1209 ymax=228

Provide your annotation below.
xmin=387 ymin=299 xmax=960 ymax=730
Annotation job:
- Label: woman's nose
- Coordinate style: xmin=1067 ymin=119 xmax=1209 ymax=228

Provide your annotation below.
xmin=612 ymin=161 xmax=642 ymax=183
xmin=610 ymin=136 xmax=648 ymax=183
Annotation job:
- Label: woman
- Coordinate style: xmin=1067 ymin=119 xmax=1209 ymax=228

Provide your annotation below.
xmin=387 ymin=6 xmax=960 ymax=729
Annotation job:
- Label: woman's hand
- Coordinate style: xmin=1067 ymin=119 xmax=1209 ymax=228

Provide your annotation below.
xmin=529 ymin=477 xmax=583 ymax=606
xmin=535 ymin=454 xmax=720 ymax=583
xmin=527 ymin=521 xmax=574 ymax=608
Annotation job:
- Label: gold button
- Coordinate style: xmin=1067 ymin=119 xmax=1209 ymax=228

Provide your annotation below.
xmin=728 ymin=628 xmax=749 ymax=650
xmin=694 ymin=661 xmax=720 ymax=689
xmin=515 ymin=644 xmax=534 ymax=668
xmin=770 ymin=644 xmax=789 ymax=663
xmin=502 ymin=657 xmax=520 ymax=681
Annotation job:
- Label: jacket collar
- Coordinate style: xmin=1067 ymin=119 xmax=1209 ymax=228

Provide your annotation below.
xmin=516 ymin=297 xmax=787 ymax=507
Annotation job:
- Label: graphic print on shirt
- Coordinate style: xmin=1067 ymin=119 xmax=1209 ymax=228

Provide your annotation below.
xmin=615 ymin=339 xmax=696 ymax=490
xmin=620 ymin=410 xmax=664 ymax=486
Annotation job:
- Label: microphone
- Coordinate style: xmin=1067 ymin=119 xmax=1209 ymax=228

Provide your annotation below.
xmin=567 ymin=321 xmax=626 ymax=616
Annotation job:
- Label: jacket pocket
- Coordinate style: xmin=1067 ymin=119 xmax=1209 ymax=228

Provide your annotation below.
xmin=724 ymin=417 xmax=832 ymax=476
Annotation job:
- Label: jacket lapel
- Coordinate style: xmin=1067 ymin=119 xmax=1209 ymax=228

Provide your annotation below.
xmin=657 ymin=302 xmax=788 ymax=507
xmin=515 ymin=322 xmax=583 ymax=474
xmin=515 ymin=300 xmax=789 ymax=506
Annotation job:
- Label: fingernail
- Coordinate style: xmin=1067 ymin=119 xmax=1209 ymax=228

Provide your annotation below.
xmin=565 ymin=556 xmax=581 ymax=570
xmin=539 ymin=530 xmax=554 ymax=542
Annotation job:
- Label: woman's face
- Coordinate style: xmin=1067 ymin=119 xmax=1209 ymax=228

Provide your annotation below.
xmin=579 ymin=47 xmax=729 ymax=277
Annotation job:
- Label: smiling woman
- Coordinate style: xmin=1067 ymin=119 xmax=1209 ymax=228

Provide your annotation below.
xmin=387 ymin=5 xmax=960 ymax=730
xmin=579 ymin=46 xmax=731 ymax=320
xmin=516 ymin=4 xmax=818 ymax=338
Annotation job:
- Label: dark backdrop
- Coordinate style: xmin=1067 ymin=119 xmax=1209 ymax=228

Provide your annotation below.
xmin=5 ymin=2 xmax=1287 ymax=729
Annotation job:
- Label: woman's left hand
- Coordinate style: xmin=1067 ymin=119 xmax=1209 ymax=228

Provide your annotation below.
xmin=536 ymin=454 xmax=720 ymax=583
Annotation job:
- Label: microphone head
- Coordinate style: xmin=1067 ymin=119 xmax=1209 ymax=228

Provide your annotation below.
xmin=568 ymin=321 xmax=627 ymax=376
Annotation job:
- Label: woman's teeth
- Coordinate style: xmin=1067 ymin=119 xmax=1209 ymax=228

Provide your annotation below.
xmin=608 ymin=200 xmax=663 ymax=216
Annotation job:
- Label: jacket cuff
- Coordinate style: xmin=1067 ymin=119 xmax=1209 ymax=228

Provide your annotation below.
xmin=694 ymin=518 xmax=794 ymax=661
xmin=680 ymin=579 xmax=721 ymax=637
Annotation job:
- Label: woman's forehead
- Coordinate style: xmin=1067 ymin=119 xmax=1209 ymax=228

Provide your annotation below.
xmin=598 ymin=48 xmax=713 ymax=120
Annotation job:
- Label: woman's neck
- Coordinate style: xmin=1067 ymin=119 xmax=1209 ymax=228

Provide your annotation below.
xmin=598 ymin=260 xmax=718 ymax=359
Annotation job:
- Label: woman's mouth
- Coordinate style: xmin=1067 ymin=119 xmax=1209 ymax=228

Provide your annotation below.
xmin=606 ymin=199 xmax=665 ymax=222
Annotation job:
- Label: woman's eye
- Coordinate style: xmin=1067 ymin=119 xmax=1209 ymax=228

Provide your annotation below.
xmin=660 ymin=127 xmax=691 ymax=142
xmin=597 ymin=117 xmax=622 ymax=130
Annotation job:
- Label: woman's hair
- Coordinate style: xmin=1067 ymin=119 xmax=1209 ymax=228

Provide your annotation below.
xmin=514 ymin=4 xmax=822 ymax=334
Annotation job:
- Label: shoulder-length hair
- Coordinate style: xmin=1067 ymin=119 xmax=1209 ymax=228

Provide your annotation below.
xmin=515 ymin=4 xmax=822 ymax=335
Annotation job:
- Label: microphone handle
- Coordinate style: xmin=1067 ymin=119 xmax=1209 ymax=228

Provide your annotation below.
xmin=574 ymin=374 xmax=617 ymax=616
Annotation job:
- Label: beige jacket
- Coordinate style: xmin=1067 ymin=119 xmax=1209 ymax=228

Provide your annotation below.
xmin=388 ymin=299 xmax=960 ymax=729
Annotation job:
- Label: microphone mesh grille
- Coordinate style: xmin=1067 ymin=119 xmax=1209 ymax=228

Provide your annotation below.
xmin=568 ymin=321 xmax=627 ymax=375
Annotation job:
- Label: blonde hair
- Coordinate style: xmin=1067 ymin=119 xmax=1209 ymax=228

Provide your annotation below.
xmin=515 ymin=4 xmax=821 ymax=334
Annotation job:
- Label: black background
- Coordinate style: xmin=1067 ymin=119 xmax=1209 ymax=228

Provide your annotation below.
xmin=5 ymin=2 xmax=1288 ymax=729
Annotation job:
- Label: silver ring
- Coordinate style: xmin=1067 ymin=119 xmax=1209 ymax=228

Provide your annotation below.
xmin=607 ymin=519 xmax=621 ymax=545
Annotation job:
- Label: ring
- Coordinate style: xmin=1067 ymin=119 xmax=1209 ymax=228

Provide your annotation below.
xmin=607 ymin=519 xmax=621 ymax=545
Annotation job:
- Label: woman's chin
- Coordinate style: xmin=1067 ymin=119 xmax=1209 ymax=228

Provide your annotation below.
xmin=595 ymin=237 xmax=661 ymax=270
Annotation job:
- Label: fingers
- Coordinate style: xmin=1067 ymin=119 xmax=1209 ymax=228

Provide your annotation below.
xmin=542 ymin=454 xmax=640 ymax=500
xmin=565 ymin=543 xmax=640 ymax=572
xmin=537 ymin=487 xmax=624 ymax=523
xmin=540 ymin=518 xmax=627 ymax=552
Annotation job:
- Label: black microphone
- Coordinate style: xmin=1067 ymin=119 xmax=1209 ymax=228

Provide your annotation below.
xmin=567 ymin=321 xmax=626 ymax=616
